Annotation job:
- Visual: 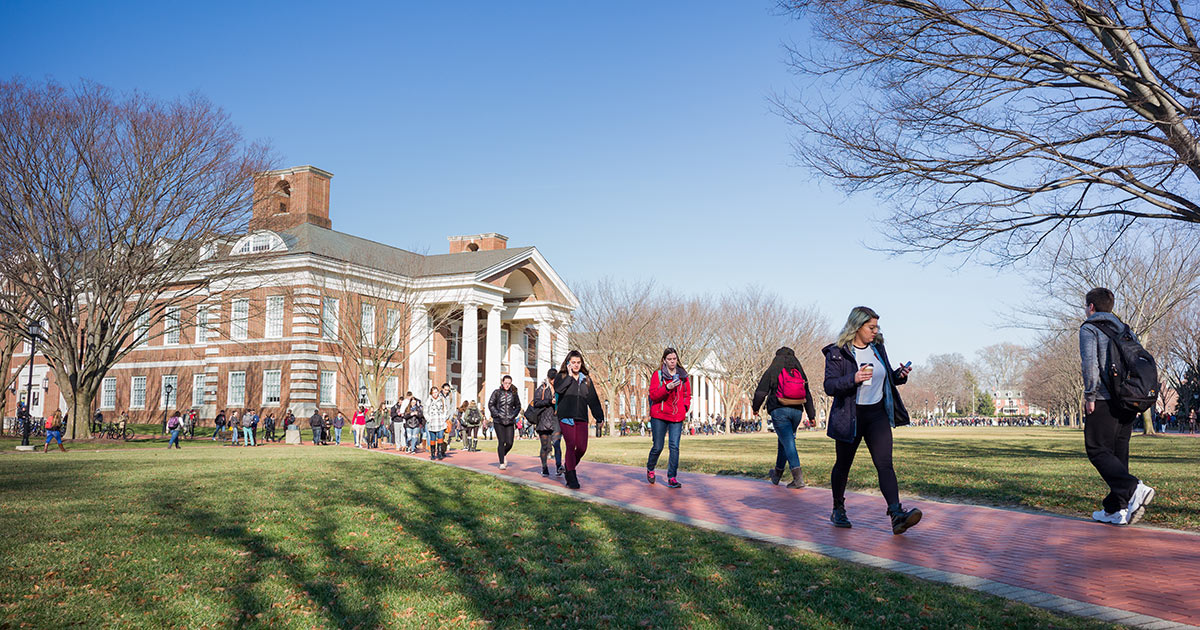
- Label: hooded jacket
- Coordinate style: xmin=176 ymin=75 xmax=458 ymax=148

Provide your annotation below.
xmin=424 ymin=396 xmax=451 ymax=433
xmin=1080 ymin=311 xmax=1131 ymax=403
xmin=530 ymin=381 xmax=560 ymax=432
xmin=751 ymin=348 xmax=817 ymax=420
xmin=822 ymin=341 xmax=909 ymax=443
xmin=648 ymin=366 xmax=691 ymax=423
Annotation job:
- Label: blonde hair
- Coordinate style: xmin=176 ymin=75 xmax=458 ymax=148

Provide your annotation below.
xmin=835 ymin=306 xmax=883 ymax=347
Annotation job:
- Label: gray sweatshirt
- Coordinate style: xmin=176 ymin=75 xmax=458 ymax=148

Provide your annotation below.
xmin=1080 ymin=312 xmax=1134 ymax=402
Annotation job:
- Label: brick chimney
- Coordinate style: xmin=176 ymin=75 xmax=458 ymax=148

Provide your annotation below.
xmin=250 ymin=165 xmax=333 ymax=231
xmin=448 ymin=233 xmax=508 ymax=253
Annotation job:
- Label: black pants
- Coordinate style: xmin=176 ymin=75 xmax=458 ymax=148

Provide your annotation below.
xmin=538 ymin=429 xmax=562 ymax=469
xmin=1085 ymin=400 xmax=1139 ymax=513
xmin=496 ymin=423 xmax=515 ymax=462
xmin=831 ymin=402 xmax=900 ymax=508
xmin=312 ymin=427 xmax=323 ymax=445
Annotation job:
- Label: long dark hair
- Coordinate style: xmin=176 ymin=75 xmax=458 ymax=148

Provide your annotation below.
xmin=558 ymin=349 xmax=590 ymax=377
xmin=762 ymin=346 xmax=805 ymax=385
xmin=661 ymin=347 xmax=679 ymax=365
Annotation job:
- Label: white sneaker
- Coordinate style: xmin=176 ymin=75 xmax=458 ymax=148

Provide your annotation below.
xmin=499 ymin=463 xmax=507 ymax=470
xmin=1092 ymin=508 xmax=1129 ymax=525
xmin=1127 ymin=482 xmax=1156 ymax=524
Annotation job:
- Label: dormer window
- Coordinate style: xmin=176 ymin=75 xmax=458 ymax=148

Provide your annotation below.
xmin=231 ymin=230 xmax=287 ymax=255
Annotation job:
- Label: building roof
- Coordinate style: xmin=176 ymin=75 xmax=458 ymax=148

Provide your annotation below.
xmin=277 ymin=222 xmax=536 ymax=278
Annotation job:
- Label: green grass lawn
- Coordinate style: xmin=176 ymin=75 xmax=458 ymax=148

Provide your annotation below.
xmin=506 ymin=427 xmax=1200 ymax=531
xmin=0 ymin=448 xmax=1124 ymax=629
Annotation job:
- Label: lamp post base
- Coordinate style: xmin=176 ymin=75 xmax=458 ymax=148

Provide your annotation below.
xmin=15 ymin=445 xmax=36 ymax=452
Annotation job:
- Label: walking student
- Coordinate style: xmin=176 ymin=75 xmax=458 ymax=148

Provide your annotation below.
xmin=229 ymin=410 xmax=241 ymax=445
xmin=554 ymin=350 xmax=605 ymax=490
xmin=352 ymin=405 xmax=367 ymax=448
xmin=646 ymin=348 xmax=691 ymax=488
xmin=460 ymin=401 xmax=482 ymax=452
xmin=530 ymin=369 xmax=564 ymax=477
xmin=212 ymin=409 xmax=226 ymax=441
xmin=332 ymin=411 xmax=345 ymax=445
xmin=1080 ymin=287 xmax=1156 ymax=525
xmin=822 ymin=306 xmax=922 ymax=534
xmin=425 ymin=386 xmax=451 ymax=460
xmin=488 ymin=375 xmax=522 ymax=470
xmin=166 ymin=410 xmax=183 ymax=449
xmin=309 ymin=408 xmax=324 ymax=446
xmin=752 ymin=347 xmax=818 ymax=489
xmin=241 ymin=409 xmax=256 ymax=447
xmin=43 ymin=410 xmax=66 ymax=453
xmin=402 ymin=393 xmax=424 ymax=453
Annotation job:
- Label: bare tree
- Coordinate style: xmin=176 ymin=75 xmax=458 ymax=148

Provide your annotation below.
xmin=1024 ymin=327 xmax=1087 ymax=426
xmin=716 ymin=286 xmax=830 ymax=431
xmin=0 ymin=79 xmax=271 ymax=438
xmin=776 ymin=1 xmax=1200 ymax=262
xmin=975 ymin=343 xmax=1031 ymax=392
xmin=924 ymin=353 xmax=973 ymax=417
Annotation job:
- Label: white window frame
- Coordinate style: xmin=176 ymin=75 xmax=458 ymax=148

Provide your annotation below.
xmin=195 ymin=306 xmax=210 ymax=344
xmin=361 ymin=303 xmax=376 ymax=346
xmin=265 ymin=296 xmax=284 ymax=339
xmin=231 ymin=299 xmax=249 ymax=341
xmin=500 ymin=329 xmax=510 ymax=371
xmin=134 ymin=312 xmax=151 ymax=347
xmin=130 ymin=376 xmax=147 ymax=409
xmin=100 ymin=377 xmax=117 ymax=410
xmin=161 ymin=374 xmax=178 ymax=410
xmin=164 ymin=306 xmax=181 ymax=345
xmin=387 ymin=308 xmax=401 ymax=347
xmin=228 ymin=371 xmax=246 ymax=406
xmin=449 ymin=324 xmax=461 ymax=361
xmin=385 ymin=376 xmax=399 ymax=406
xmin=319 ymin=370 xmax=336 ymax=406
xmin=192 ymin=373 xmax=207 ymax=407
xmin=263 ymin=369 xmax=282 ymax=405
xmin=322 ymin=297 xmax=339 ymax=340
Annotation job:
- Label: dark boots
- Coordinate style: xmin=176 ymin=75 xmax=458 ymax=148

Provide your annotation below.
xmin=564 ymin=470 xmax=580 ymax=489
xmin=830 ymin=506 xmax=852 ymax=528
xmin=888 ymin=503 xmax=923 ymax=535
xmin=768 ymin=467 xmax=784 ymax=485
xmin=786 ymin=466 xmax=805 ymax=489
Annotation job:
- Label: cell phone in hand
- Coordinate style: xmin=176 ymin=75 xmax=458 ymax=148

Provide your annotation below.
xmin=902 ymin=361 xmax=912 ymax=369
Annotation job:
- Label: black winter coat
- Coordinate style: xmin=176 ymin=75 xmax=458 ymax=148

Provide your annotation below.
xmin=530 ymin=383 xmax=559 ymax=432
xmin=553 ymin=372 xmax=604 ymax=424
xmin=822 ymin=341 xmax=909 ymax=443
xmin=488 ymin=387 xmax=522 ymax=426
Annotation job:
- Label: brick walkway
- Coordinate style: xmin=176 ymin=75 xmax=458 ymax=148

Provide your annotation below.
xmin=360 ymin=444 xmax=1200 ymax=630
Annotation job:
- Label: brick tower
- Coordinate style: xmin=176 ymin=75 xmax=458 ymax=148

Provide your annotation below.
xmin=250 ymin=165 xmax=333 ymax=231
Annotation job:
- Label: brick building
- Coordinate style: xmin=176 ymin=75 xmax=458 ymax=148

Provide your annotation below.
xmin=6 ymin=165 xmax=578 ymax=426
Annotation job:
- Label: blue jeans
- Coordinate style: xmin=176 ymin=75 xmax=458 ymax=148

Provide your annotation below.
xmin=647 ymin=419 xmax=683 ymax=478
xmin=168 ymin=429 xmax=180 ymax=448
xmin=770 ymin=407 xmax=803 ymax=470
xmin=334 ymin=426 xmax=343 ymax=444
xmin=230 ymin=425 xmax=239 ymax=444
xmin=406 ymin=427 xmax=421 ymax=451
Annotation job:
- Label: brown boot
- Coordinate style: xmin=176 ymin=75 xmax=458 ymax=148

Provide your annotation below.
xmin=768 ymin=467 xmax=784 ymax=485
xmin=786 ymin=466 xmax=805 ymax=489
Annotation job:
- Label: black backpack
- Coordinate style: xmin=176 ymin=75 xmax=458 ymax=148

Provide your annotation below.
xmin=1088 ymin=320 xmax=1159 ymax=414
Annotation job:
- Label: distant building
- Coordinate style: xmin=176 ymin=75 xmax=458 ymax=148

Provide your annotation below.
xmin=991 ymin=387 xmax=1045 ymax=416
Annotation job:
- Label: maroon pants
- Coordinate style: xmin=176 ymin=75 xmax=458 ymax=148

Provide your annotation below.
xmin=560 ymin=419 xmax=589 ymax=471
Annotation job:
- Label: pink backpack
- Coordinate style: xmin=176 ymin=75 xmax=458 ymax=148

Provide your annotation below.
xmin=777 ymin=368 xmax=807 ymax=401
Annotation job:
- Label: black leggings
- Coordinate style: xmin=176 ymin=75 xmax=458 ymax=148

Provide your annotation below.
xmin=496 ymin=423 xmax=515 ymax=462
xmin=538 ymin=429 xmax=562 ymax=469
xmin=831 ymin=402 xmax=900 ymax=508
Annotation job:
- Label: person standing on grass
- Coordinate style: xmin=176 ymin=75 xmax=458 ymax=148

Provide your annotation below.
xmin=752 ymin=347 xmax=818 ymax=490
xmin=166 ymin=410 xmax=182 ymax=450
xmin=1080 ymin=287 xmax=1156 ymax=526
xmin=241 ymin=409 xmax=255 ymax=447
xmin=531 ymin=368 xmax=564 ymax=477
xmin=43 ymin=410 xmax=66 ymax=453
xmin=646 ymin=348 xmax=691 ymax=489
xmin=229 ymin=410 xmax=241 ymax=445
xmin=425 ymin=386 xmax=451 ymax=460
xmin=823 ymin=306 xmax=922 ymax=534
xmin=263 ymin=412 xmax=276 ymax=443
xmin=332 ymin=411 xmax=345 ymax=445
xmin=554 ymin=350 xmax=605 ymax=490
xmin=309 ymin=409 xmax=324 ymax=445
xmin=212 ymin=409 xmax=226 ymax=441
xmin=488 ymin=375 xmax=522 ymax=470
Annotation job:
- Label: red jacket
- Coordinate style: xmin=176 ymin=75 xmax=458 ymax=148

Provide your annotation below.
xmin=648 ymin=369 xmax=691 ymax=423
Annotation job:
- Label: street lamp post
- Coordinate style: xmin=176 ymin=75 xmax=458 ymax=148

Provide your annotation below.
xmin=359 ymin=385 xmax=368 ymax=407
xmin=162 ymin=383 xmax=174 ymax=434
xmin=20 ymin=321 xmax=42 ymax=448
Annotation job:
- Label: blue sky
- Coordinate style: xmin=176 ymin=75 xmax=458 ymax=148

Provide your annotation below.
xmin=1 ymin=1 xmax=1034 ymax=366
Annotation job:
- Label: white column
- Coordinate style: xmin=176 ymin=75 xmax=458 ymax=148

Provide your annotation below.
xmin=535 ymin=319 xmax=553 ymax=385
xmin=508 ymin=323 xmax=527 ymax=396
xmin=484 ymin=306 xmax=503 ymax=401
xmin=408 ymin=304 xmax=430 ymax=398
xmin=553 ymin=321 xmax=570 ymax=365
xmin=699 ymin=374 xmax=709 ymax=422
xmin=461 ymin=302 xmax=479 ymax=403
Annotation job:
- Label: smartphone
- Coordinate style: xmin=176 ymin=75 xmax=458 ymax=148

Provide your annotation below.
xmin=902 ymin=361 xmax=912 ymax=369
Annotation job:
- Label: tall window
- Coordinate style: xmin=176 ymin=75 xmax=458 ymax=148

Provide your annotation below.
xmin=100 ymin=377 xmax=116 ymax=410
xmin=386 ymin=308 xmax=401 ymax=347
xmin=134 ymin=312 xmax=150 ymax=346
xmin=524 ymin=329 xmax=536 ymax=370
xmin=319 ymin=371 xmax=335 ymax=405
xmin=322 ymin=297 xmax=339 ymax=340
xmin=449 ymin=325 xmax=461 ymax=361
xmin=231 ymin=299 xmax=249 ymax=340
xmin=131 ymin=376 xmax=147 ymax=409
xmin=385 ymin=376 xmax=399 ymax=406
xmin=164 ymin=307 xmax=181 ymax=345
xmin=192 ymin=373 xmax=207 ymax=407
xmin=361 ymin=303 xmax=376 ymax=345
xmin=196 ymin=306 xmax=210 ymax=344
xmin=263 ymin=370 xmax=282 ymax=405
xmin=228 ymin=371 xmax=246 ymax=406
xmin=265 ymin=296 xmax=284 ymax=339
xmin=161 ymin=374 xmax=178 ymax=409
xmin=500 ymin=329 xmax=510 ymax=371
